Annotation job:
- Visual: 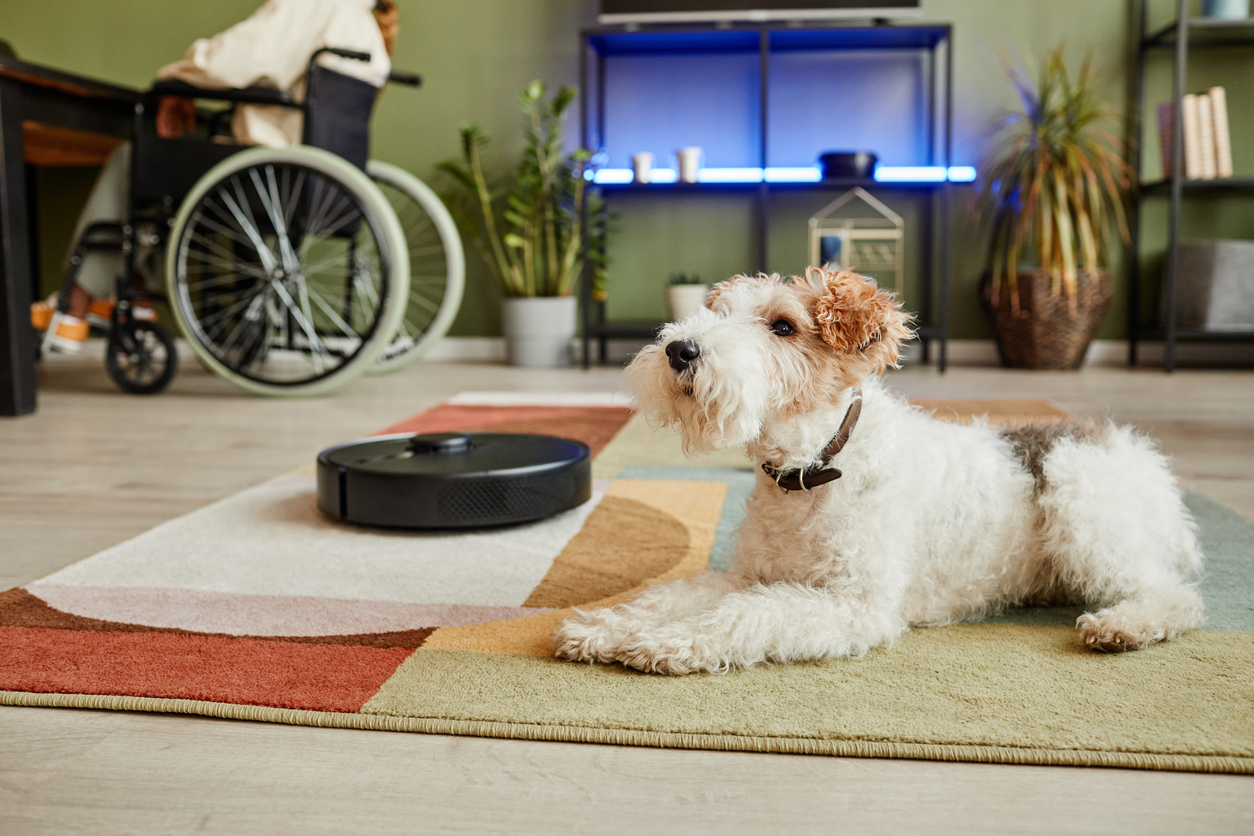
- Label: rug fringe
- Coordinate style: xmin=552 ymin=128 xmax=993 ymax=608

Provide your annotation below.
xmin=3 ymin=690 xmax=1250 ymax=775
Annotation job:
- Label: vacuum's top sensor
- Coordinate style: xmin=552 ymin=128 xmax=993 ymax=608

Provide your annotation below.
xmin=316 ymin=432 xmax=592 ymax=529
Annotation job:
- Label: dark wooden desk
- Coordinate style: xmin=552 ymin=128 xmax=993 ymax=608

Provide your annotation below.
xmin=0 ymin=56 xmax=138 ymax=416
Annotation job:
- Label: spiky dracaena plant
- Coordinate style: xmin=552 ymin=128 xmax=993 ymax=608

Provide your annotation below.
xmin=975 ymin=46 xmax=1134 ymax=314
xmin=439 ymin=81 xmax=601 ymax=297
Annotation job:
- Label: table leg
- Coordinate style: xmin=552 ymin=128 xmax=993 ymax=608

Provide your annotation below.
xmin=0 ymin=78 xmax=36 ymax=416
xmin=25 ymin=163 xmax=39 ymax=304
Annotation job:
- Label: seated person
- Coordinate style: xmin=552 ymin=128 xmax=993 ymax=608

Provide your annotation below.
xmin=34 ymin=0 xmax=398 ymax=353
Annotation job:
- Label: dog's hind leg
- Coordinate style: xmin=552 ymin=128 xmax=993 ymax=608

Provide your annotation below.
xmin=1036 ymin=426 xmax=1205 ymax=652
xmin=1074 ymin=585 xmax=1205 ymax=652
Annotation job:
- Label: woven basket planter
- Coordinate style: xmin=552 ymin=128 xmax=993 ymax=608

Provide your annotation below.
xmin=981 ymin=270 xmax=1113 ymax=370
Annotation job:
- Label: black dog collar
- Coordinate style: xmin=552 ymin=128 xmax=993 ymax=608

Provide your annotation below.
xmin=761 ymin=388 xmax=863 ymax=493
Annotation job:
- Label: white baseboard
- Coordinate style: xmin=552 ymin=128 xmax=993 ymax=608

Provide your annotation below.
xmin=424 ymin=337 xmax=1254 ymax=368
xmin=420 ymin=337 xmax=509 ymax=363
xmin=904 ymin=339 xmax=1254 ymax=368
xmin=421 ymin=337 xmax=649 ymax=365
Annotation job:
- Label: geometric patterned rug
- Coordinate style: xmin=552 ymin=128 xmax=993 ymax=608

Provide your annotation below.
xmin=2 ymin=394 xmax=1251 ymax=774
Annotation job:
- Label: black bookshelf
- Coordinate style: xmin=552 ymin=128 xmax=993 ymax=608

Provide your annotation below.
xmin=1129 ymin=0 xmax=1254 ymax=371
xmin=577 ymin=22 xmax=954 ymax=370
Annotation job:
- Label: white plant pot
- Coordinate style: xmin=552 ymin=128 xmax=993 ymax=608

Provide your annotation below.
xmin=667 ymin=284 xmax=710 ymax=322
xmin=501 ymin=296 xmax=577 ymax=367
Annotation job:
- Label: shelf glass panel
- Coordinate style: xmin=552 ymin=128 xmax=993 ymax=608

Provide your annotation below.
xmin=601 ymin=51 xmax=762 ymax=168
xmin=766 ymin=47 xmax=930 ymax=168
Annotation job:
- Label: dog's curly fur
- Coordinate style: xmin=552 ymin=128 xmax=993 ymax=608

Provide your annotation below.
xmin=552 ymin=268 xmax=1205 ymax=675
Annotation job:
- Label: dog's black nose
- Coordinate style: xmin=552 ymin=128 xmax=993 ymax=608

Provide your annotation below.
xmin=665 ymin=339 xmax=701 ymax=372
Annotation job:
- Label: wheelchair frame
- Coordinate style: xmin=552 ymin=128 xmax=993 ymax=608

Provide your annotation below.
xmin=47 ymin=47 xmax=423 ymax=394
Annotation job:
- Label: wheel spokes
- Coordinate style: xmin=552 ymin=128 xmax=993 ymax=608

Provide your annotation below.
xmin=175 ymin=161 xmax=389 ymax=386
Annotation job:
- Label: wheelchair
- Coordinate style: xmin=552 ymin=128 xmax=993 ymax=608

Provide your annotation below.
xmin=41 ymin=47 xmax=464 ymax=396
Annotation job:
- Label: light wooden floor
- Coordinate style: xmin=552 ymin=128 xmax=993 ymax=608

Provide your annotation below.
xmin=3 ymin=348 xmax=1253 ymax=835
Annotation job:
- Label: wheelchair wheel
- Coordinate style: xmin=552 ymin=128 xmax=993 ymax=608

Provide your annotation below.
xmin=166 ymin=146 xmax=409 ymax=396
xmin=106 ymin=320 xmax=178 ymax=395
xmin=365 ymin=161 xmax=464 ymax=374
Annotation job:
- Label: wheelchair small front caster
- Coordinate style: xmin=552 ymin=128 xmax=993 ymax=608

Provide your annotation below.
xmin=106 ymin=320 xmax=178 ymax=395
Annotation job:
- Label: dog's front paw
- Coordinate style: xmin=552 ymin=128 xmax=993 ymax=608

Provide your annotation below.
xmin=1077 ymin=611 xmax=1155 ymax=652
xmin=552 ymin=609 xmax=629 ymax=664
xmin=615 ymin=631 xmax=719 ymax=676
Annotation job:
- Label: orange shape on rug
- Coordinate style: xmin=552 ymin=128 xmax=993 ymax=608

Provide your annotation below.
xmin=524 ymin=494 xmax=692 ymax=609
xmin=420 ymin=479 xmax=727 ymax=657
xmin=376 ymin=404 xmax=633 ymax=457
xmin=911 ymin=399 xmax=1070 ymax=426
xmin=0 ymin=626 xmax=412 ymax=713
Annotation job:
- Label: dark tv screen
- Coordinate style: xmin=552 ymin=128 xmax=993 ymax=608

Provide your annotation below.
xmin=600 ymin=0 xmax=921 ymax=23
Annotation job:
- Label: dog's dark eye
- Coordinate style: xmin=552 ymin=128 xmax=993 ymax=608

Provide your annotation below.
xmin=770 ymin=319 xmax=794 ymax=337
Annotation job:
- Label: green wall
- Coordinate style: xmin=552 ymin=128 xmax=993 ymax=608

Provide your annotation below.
xmin=4 ymin=0 xmax=1250 ymax=339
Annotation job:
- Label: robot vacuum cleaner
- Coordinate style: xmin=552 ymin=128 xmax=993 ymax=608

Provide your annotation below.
xmin=316 ymin=432 xmax=592 ymax=529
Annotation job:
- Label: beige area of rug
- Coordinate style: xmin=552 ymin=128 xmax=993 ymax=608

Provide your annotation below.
xmin=3 ymin=396 xmax=1252 ymax=774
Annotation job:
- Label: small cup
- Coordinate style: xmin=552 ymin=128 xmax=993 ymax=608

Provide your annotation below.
xmin=631 ymin=152 xmax=654 ymax=184
xmin=676 ymin=147 xmax=703 ymax=183
xmin=1203 ymin=0 xmax=1249 ymax=18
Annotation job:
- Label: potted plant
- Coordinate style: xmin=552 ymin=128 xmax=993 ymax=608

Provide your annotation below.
xmin=666 ymin=273 xmax=710 ymax=321
xmin=440 ymin=81 xmax=604 ymax=366
xmin=974 ymin=46 xmax=1134 ymax=369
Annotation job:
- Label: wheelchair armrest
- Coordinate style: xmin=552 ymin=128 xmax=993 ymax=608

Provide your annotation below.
xmin=388 ymin=70 xmax=422 ymax=87
xmin=150 ymin=79 xmax=298 ymax=108
xmin=315 ymin=47 xmax=372 ymax=63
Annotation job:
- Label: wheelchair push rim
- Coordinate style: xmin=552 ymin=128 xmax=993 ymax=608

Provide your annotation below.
xmin=166 ymin=146 xmax=409 ymax=397
xmin=365 ymin=160 xmax=465 ymax=374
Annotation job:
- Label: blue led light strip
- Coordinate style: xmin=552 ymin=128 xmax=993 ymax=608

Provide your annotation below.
xmin=591 ymin=166 xmax=976 ymax=185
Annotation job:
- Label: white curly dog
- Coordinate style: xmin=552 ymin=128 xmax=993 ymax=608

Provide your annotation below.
xmin=553 ymin=267 xmax=1204 ymax=675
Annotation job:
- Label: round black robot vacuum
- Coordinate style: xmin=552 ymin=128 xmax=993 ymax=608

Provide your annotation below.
xmin=316 ymin=432 xmax=592 ymax=529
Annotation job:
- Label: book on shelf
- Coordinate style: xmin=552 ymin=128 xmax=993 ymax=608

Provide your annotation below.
xmin=1183 ymin=94 xmax=1204 ymax=179
xmin=1210 ymin=86 xmax=1234 ymax=179
xmin=1197 ymin=94 xmax=1217 ymax=180
xmin=1157 ymin=87 xmax=1233 ymax=181
xmin=1157 ymin=101 xmax=1174 ymax=178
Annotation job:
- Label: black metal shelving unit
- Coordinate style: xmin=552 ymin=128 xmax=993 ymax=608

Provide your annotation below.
xmin=577 ymin=22 xmax=954 ymax=370
xmin=1130 ymin=0 xmax=1254 ymax=370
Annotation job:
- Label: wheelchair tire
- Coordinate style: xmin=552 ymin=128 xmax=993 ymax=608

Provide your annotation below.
xmin=166 ymin=146 xmax=409 ymax=397
xmin=106 ymin=320 xmax=179 ymax=395
xmin=364 ymin=161 xmax=465 ymax=374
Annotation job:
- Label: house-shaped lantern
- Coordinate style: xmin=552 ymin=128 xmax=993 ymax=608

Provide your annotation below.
xmin=807 ymin=187 xmax=905 ymax=294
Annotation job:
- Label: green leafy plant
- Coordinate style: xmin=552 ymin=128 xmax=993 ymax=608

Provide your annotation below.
xmin=668 ymin=272 xmax=704 ymax=286
xmin=439 ymin=81 xmax=602 ymax=298
xmin=974 ymin=45 xmax=1134 ymax=314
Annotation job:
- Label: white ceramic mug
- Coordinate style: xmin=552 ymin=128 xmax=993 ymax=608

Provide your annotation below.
xmin=676 ymin=147 xmax=702 ymax=183
xmin=631 ymin=152 xmax=654 ymax=184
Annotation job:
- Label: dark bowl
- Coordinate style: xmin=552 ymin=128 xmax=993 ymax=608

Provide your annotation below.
xmin=819 ymin=152 xmax=877 ymax=180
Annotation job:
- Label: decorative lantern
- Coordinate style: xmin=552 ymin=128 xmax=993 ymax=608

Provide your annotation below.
xmin=807 ymin=187 xmax=905 ymax=294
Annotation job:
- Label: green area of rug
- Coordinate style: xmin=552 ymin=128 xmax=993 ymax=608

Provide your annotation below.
xmin=366 ymin=627 xmax=1254 ymax=762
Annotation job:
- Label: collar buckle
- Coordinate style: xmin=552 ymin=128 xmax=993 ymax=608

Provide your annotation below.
xmin=760 ymin=387 xmax=862 ymax=496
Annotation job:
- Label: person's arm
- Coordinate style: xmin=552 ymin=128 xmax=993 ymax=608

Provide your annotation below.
xmin=157 ymin=0 xmax=389 ymax=92
xmin=154 ymin=0 xmax=390 ymax=142
xmin=156 ymin=0 xmax=292 ymax=90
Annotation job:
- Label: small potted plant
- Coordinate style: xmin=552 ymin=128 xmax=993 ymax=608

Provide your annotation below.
xmin=666 ymin=273 xmax=710 ymax=322
xmin=974 ymin=46 xmax=1134 ymax=369
xmin=440 ymin=81 xmax=605 ymax=367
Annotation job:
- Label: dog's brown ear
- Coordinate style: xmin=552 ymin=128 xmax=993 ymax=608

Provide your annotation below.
xmin=809 ymin=268 xmax=910 ymax=366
